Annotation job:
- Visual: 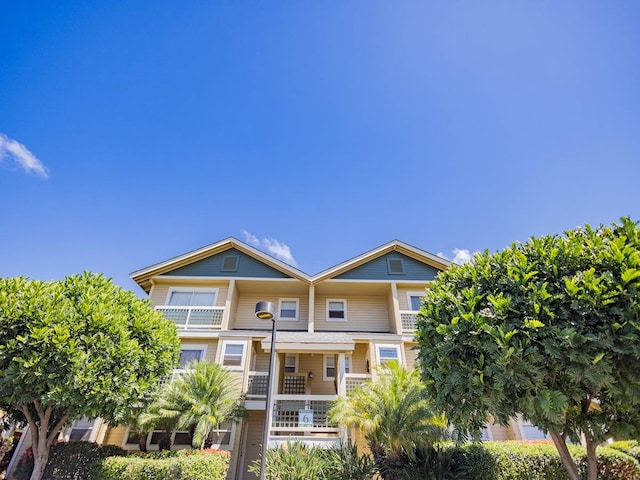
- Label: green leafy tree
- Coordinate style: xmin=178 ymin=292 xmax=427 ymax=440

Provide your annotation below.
xmin=416 ymin=218 xmax=640 ymax=480
xmin=140 ymin=360 xmax=245 ymax=449
xmin=329 ymin=361 xmax=447 ymax=479
xmin=0 ymin=272 xmax=181 ymax=480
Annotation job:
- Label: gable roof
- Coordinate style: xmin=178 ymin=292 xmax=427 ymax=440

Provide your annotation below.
xmin=130 ymin=237 xmax=311 ymax=292
xmin=312 ymin=239 xmax=450 ymax=283
xmin=131 ymin=238 xmax=451 ymax=292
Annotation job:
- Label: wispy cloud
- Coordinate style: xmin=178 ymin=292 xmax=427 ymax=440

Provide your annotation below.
xmin=437 ymin=248 xmax=476 ymax=264
xmin=0 ymin=133 xmax=48 ymax=178
xmin=242 ymin=230 xmax=298 ymax=267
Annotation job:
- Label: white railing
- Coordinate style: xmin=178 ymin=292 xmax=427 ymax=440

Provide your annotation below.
xmin=156 ymin=306 xmax=224 ymax=329
xmin=344 ymin=373 xmax=371 ymax=393
xmin=271 ymin=395 xmax=338 ymax=432
xmin=246 ymin=371 xmax=268 ymax=398
xmin=400 ymin=310 xmax=419 ymax=331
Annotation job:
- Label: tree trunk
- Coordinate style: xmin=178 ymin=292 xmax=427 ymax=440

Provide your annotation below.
xmin=29 ymin=452 xmax=49 ymax=480
xmin=585 ymin=436 xmax=599 ymax=480
xmin=549 ymin=430 xmax=581 ymax=480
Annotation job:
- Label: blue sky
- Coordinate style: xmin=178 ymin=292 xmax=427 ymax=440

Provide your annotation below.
xmin=2 ymin=1 xmax=639 ymax=293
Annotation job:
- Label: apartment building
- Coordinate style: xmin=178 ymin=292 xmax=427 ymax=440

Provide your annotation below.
xmin=5 ymin=237 xmax=545 ymax=479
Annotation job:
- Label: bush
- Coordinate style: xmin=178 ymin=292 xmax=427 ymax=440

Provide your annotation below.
xmin=451 ymin=442 xmax=640 ymax=480
xmin=249 ymin=441 xmax=376 ymax=480
xmin=13 ymin=441 xmax=126 ymax=480
xmin=609 ymin=440 xmax=640 ymax=462
xmin=98 ymin=449 xmax=230 ymax=480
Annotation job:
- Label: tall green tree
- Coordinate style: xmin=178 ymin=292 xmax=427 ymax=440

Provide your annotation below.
xmin=329 ymin=361 xmax=446 ymax=479
xmin=140 ymin=361 xmax=245 ymax=449
xmin=416 ymin=218 xmax=640 ymax=480
xmin=0 ymin=272 xmax=180 ymax=480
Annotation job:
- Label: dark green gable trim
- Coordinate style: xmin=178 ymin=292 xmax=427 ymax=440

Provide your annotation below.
xmin=334 ymin=252 xmax=440 ymax=281
xmin=160 ymin=248 xmax=292 ymax=278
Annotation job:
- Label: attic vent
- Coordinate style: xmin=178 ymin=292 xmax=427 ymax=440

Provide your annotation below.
xmin=387 ymin=258 xmax=405 ymax=274
xmin=221 ymin=255 xmax=239 ymax=272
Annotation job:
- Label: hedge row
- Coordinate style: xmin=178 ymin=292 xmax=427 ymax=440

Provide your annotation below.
xmin=453 ymin=442 xmax=640 ymax=480
xmin=100 ymin=450 xmax=230 ymax=480
xmin=12 ymin=442 xmax=230 ymax=480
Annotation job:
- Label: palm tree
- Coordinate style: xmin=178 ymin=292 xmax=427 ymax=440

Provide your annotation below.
xmin=329 ymin=361 xmax=446 ymax=479
xmin=140 ymin=361 xmax=245 ymax=450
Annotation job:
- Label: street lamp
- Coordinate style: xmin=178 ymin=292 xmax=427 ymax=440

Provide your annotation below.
xmin=255 ymin=301 xmax=277 ymax=480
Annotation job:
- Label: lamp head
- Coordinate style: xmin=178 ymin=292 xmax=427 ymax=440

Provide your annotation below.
xmin=255 ymin=301 xmax=276 ymax=321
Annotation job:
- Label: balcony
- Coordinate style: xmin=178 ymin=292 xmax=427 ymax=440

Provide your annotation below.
xmin=156 ymin=306 xmax=224 ymax=329
xmin=246 ymin=372 xmax=268 ymax=398
xmin=271 ymin=395 xmax=339 ymax=433
xmin=400 ymin=310 xmax=419 ymax=331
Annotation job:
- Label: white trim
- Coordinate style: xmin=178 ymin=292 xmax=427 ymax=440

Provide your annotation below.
xmin=278 ymin=298 xmax=299 ymax=321
xmin=164 ymin=287 xmax=219 ymax=306
xmin=326 ymin=299 xmax=347 ymax=322
xmin=177 ymin=344 xmax=208 ymax=369
xmin=323 ymin=354 xmax=351 ymax=380
xmin=406 ymin=291 xmax=425 ymax=311
xmin=284 ymin=354 xmax=298 ymax=373
xmin=516 ymin=415 xmax=550 ymax=440
xmin=220 ymin=340 xmax=248 ymax=370
xmin=376 ymin=344 xmax=401 ymax=366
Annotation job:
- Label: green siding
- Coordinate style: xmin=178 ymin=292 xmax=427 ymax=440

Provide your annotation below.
xmin=161 ymin=248 xmax=292 ymax=278
xmin=335 ymin=252 xmax=441 ymax=281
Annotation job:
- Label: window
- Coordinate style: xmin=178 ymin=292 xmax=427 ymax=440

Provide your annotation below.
xmin=221 ymin=255 xmax=239 ymax=272
xmin=221 ymin=342 xmax=246 ymax=369
xmin=518 ymin=418 xmax=550 ymax=440
xmin=279 ymin=299 xmax=299 ymax=321
xmin=377 ymin=345 xmax=400 ymax=366
xmin=125 ymin=425 xmax=233 ymax=450
xmin=324 ymin=355 xmax=351 ymax=380
xmin=66 ymin=417 xmax=95 ymax=442
xmin=167 ymin=288 xmax=217 ymax=306
xmin=387 ymin=258 xmax=405 ymax=274
xmin=407 ymin=292 xmax=424 ymax=311
xmin=284 ymin=354 xmax=298 ymax=373
xmin=178 ymin=345 xmax=206 ymax=369
xmin=327 ymin=299 xmax=347 ymax=321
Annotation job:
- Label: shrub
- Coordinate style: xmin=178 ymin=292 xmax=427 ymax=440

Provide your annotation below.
xmin=13 ymin=441 xmax=126 ymax=480
xmin=98 ymin=449 xmax=230 ymax=480
xmin=324 ymin=441 xmax=377 ymax=480
xmin=609 ymin=440 xmax=640 ymax=462
xmin=451 ymin=442 xmax=640 ymax=480
xmin=249 ymin=441 xmax=376 ymax=480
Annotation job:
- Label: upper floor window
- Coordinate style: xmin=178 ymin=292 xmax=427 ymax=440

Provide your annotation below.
xmin=167 ymin=288 xmax=217 ymax=307
xmin=65 ymin=417 xmax=96 ymax=442
xmin=221 ymin=255 xmax=239 ymax=272
xmin=178 ymin=345 xmax=207 ymax=369
xmin=221 ymin=342 xmax=246 ymax=370
xmin=387 ymin=258 xmax=405 ymax=274
xmin=327 ymin=299 xmax=347 ymax=321
xmin=377 ymin=345 xmax=400 ymax=366
xmin=407 ymin=292 xmax=424 ymax=311
xmin=279 ymin=299 xmax=299 ymax=321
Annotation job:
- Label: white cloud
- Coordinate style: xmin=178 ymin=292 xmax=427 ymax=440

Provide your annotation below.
xmin=242 ymin=230 xmax=298 ymax=267
xmin=438 ymin=248 xmax=476 ymax=264
xmin=0 ymin=133 xmax=48 ymax=178
xmin=242 ymin=229 xmax=260 ymax=246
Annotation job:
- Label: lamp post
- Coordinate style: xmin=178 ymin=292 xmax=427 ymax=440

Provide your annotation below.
xmin=255 ymin=301 xmax=277 ymax=480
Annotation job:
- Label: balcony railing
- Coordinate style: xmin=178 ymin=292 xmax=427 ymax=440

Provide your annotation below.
xmin=345 ymin=373 xmax=371 ymax=393
xmin=272 ymin=395 xmax=338 ymax=432
xmin=156 ymin=306 xmax=224 ymax=329
xmin=246 ymin=372 xmax=268 ymax=398
xmin=400 ymin=310 xmax=419 ymax=331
